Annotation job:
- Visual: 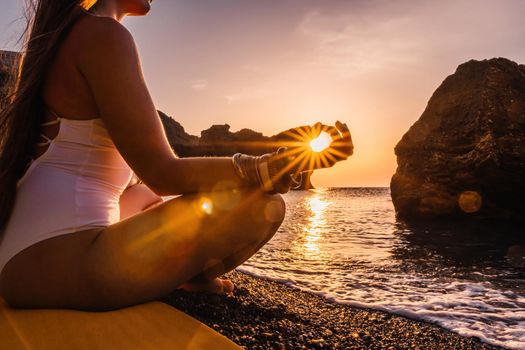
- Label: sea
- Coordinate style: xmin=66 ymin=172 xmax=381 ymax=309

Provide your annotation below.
xmin=236 ymin=188 xmax=525 ymax=350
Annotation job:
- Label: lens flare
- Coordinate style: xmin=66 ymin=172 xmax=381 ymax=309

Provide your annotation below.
xmin=199 ymin=197 xmax=213 ymax=215
xmin=458 ymin=191 xmax=482 ymax=213
xmin=309 ymin=132 xmax=332 ymax=152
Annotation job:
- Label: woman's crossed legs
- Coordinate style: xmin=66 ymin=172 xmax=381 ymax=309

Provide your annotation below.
xmin=0 ymin=187 xmax=285 ymax=311
xmin=118 ymin=184 xmax=235 ymax=294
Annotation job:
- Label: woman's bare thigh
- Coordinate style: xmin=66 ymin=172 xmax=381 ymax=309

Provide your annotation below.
xmin=0 ymin=227 xmax=105 ymax=310
xmin=0 ymin=188 xmax=284 ymax=310
xmin=84 ymin=188 xmax=284 ymax=308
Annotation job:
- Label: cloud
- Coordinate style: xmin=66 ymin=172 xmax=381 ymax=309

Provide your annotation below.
xmin=296 ymin=2 xmax=421 ymax=76
xmin=188 ymin=79 xmax=208 ymax=90
xmin=224 ymin=86 xmax=271 ymax=104
xmin=241 ymin=63 xmax=264 ymax=73
xmin=224 ymin=94 xmax=241 ymax=104
xmin=296 ymin=0 xmax=525 ymax=77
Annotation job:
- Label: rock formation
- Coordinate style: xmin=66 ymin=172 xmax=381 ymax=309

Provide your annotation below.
xmin=391 ymin=58 xmax=525 ymax=221
xmin=158 ymin=111 xmax=314 ymax=189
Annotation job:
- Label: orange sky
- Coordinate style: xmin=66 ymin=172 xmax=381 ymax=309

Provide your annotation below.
xmin=2 ymin=0 xmax=525 ymax=187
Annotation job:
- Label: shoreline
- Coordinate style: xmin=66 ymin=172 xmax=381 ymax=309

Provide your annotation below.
xmin=161 ymin=270 xmax=502 ymax=350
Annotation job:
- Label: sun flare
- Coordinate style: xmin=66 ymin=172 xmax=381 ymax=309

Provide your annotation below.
xmin=198 ymin=197 xmax=213 ymax=215
xmin=309 ymin=132 xmax=332 ymax=152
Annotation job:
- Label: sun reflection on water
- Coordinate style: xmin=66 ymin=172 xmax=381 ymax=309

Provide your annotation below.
xmin=302 ymin=190 xmax=330 ymax=255
xmin=238 ymin=189 xmax=525 ymax=350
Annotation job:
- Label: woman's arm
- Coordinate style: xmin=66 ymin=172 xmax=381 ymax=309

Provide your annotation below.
xmin=77 ymin=16 xmax=244 ymax=196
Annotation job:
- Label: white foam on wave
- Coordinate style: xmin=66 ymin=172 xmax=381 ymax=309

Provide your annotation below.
xmin=236 ymin=189 xmax=525 ymax=350
xmin=237 ymin=266 xmax=525 ymax=350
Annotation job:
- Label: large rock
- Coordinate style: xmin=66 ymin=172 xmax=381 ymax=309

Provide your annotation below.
xmin=391 ymin=58 xmax=525 ymax=221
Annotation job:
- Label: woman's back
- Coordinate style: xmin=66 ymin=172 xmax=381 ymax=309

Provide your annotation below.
xmin=0 ymin=14 xmax=135 ymax=274
xmin=33 ymin=14 xmax=118 ymax=162
xmin=43 ymin=14 xmax=114 ymax=120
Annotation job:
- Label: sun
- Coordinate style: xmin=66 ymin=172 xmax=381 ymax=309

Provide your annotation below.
xmin=309 ymin=131 xmax=332 ymax=152
xmin=226 ymin=124 xmax=342 ymax=177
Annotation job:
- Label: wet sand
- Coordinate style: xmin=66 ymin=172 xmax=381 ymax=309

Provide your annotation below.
xmin=161 ymin=270 xmax=502 ymax=350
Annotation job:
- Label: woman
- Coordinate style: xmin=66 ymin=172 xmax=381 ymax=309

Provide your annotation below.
xmin=0 ymin=0 xmax=353 ymax=311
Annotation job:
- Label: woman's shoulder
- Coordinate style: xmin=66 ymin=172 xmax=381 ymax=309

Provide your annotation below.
xmin=70 ymin=13 xmax=135 ymax=51
xmin=64 ymin=13 xmax=139 ymax=72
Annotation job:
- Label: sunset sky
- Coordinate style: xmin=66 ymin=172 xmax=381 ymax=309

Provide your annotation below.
xmin=1 ymin=0 xmax=524 ymax=187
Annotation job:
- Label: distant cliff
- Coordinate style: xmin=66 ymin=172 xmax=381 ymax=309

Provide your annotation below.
xmin=0 ymin=50 xmax=314 ymax=190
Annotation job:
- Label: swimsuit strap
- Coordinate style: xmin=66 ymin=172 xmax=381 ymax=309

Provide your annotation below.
xmin=36 ymin=107 xmax=62 ymax=147
xmin=43 ymin=107 xmax=100 ymax=122
xmin=43 ymin=107 xmax=62 ymax=124
xmin=41 ymin=118 xmax=61 ymax=127
xmin=36 ymin=133 xmax=54 ymax=147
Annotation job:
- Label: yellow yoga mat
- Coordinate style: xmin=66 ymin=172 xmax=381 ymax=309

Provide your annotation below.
xmin=0 ymin=297 xmax=242 ymax=350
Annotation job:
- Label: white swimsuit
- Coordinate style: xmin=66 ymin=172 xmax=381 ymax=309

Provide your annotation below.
xmin=0 ymin=112 xmax=133 ymax=274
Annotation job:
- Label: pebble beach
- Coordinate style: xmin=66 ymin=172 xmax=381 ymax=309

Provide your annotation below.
xmin=161 ymin=271 xmax=502 ymax=350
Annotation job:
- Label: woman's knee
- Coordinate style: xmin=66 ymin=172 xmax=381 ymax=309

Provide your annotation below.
xmin=264 ymin=192 xmax=286 ymax=226
xmin=147 ymin=188 xmax=285 ymax=253
xmin=183 ymin=188 xmax=285 ymax=246
xmin=243 ymin=191 xmax=285 ymax=243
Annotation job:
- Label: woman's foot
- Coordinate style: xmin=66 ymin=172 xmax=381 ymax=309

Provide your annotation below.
xmin=177 ymin=277 xmax=235 ymax=295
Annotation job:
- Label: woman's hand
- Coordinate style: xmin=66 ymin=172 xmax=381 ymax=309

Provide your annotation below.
xmin=278 ymin=122 xmax=325 ymax=145
xmin=317 ymin=120 xmax=354 ymax=168
xmin=276 ymin=121 xmax=353 ymax=174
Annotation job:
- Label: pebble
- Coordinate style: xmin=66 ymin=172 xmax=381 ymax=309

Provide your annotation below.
xmin=161 ymin=271 xmax=499 ymax=350
xmin=309 ymin=338 xmax=325 ymax=344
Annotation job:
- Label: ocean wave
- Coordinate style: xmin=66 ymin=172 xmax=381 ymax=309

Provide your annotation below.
xmin=237 ymin=188 xmax=525 ymax=350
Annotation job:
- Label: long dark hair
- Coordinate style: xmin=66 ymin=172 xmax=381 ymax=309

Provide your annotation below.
xmin=0 ymin=1 xmax=97 ymax=239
